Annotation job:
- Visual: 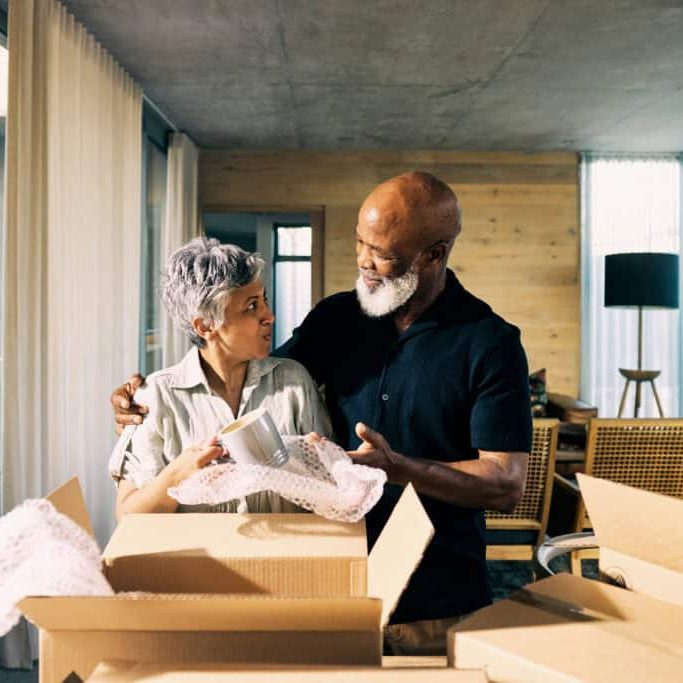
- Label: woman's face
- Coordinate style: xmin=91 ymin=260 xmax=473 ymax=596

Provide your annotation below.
xmin=210 ymin=279 xmax=275 ymax=361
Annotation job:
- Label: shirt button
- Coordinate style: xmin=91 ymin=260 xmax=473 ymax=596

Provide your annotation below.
xmin=381 ymin=393 xmax=389 ymax=401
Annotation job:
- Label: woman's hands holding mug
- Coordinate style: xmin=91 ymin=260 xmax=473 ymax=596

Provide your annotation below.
xmin=166 ymin=436 xmax=226 ymax=486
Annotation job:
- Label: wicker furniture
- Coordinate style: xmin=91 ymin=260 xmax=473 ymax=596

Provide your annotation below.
xmin=486 ymin=418 xmax=559 ymax=560
xmin=555 ymin=417 xmax=683 ymax=572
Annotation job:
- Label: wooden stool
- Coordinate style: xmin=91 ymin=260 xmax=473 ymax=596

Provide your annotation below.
xmin=617 ymin=368 xmax=664 ymax=418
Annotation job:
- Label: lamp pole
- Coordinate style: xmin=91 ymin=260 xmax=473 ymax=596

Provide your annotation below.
xmin=637 ymin=305 xmax=643 ymax=372
xmin=634 ymin=305 xmax=643 ymax=415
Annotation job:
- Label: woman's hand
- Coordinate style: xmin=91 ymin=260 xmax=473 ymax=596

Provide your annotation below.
xmin=116 ymin=437 xmax=225 ymax=519
xmin=166 ymin=436 xmax=225 ymax=486
xmin=304 ymin=431 xmax=326 ymax=444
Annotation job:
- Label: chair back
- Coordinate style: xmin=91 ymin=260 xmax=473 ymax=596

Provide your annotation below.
xmin=578 ymin=418 xmax=683 ymax=529
xmin=487 ymin=418 xmax=559 ymax=544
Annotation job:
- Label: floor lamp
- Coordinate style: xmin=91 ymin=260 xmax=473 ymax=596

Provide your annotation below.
xmin=604 ymin=252 xmax=679 ymax=418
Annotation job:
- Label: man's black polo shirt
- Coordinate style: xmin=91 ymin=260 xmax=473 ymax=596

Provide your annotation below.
xmin=276 ymin=270 xmax=532 ymax=623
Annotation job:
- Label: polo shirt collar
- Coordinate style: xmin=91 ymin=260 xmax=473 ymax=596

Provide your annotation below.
xmin=415 ymin=269 xmax=492 ymax=326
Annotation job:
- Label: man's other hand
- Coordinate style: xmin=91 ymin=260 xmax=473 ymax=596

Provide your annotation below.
xmin=348 ymin=422 xmax=403 ymax=482
xmin=111 ymin=374 xmax=148 ymax=434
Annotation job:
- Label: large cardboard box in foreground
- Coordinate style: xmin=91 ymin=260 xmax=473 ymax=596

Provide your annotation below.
xmin=19 ymin=478 xmax=434 ymax=683
xmin=448 ymin=475 xmax=683 ymax=681
xmin=448 ymin=572 xmax=683 ymax=682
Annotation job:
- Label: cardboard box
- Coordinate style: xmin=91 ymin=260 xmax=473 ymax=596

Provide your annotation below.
xmin=87 ymin=659 xmax=487 ymax=682
xmin=19 ymin=478 xmax=434 ymax=683
xmin=577 ymin=473 xmax=683 ymax=606
xmin=103 ymin=511 xmax=369 ymax=596
xmin=448 ymin=475 xmax=683 ymax=681
xmin=448 ymin=573 xmax=683 ymax=682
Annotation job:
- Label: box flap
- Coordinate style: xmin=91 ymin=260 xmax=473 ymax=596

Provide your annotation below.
xmin=88 ymin=661 xmax=486 ymax=682
xmin=577 ymin=474 xmax=683 ymax=572
xmin=45 ymin=476 xmax=95 ymax=539
xmin=450 ymin=574 xmax=683 ymax=682
xmin=103 ymin=513 xmax=367 ymax=560
xmin=452 ymin=574 xmax=683 ymax=643
xmin=367 ymin=484 xmax=434 ymax=627
xmin=19 ymin=595 xmax=382 ymax=632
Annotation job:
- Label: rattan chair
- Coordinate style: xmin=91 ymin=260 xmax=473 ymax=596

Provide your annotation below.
xmin=555 ymin=417 xmax=683 ymax=572
xmin=486 ymin=418 xmax=559 ymax=560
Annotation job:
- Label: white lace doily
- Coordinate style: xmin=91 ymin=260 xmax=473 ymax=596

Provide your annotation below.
xmin=0 ymin=499 xmax=113 ymax=636
xmin=169 ymin=435 xmax=387 ymax=522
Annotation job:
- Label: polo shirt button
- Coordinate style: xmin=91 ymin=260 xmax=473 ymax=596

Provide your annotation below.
xmin=381 ymin=393 xmax=389 ymax=401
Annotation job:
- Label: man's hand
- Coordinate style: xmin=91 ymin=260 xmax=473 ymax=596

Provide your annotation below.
xmin=348 ymin=422 xmax=528 ymax=510
xmin=111 ymin=374 xmax=148 ymax=435
xmin=348 ymin=422 xmax=404 ymax=482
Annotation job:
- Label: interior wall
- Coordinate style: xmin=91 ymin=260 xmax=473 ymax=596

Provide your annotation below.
xmin=200 ymin=151 xmax=579 ymax=395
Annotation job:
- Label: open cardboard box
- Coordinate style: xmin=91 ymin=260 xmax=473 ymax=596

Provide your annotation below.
xmin=448 ymin=572 xmax=683 ymax=682
xmin=86 ymin=659 xmax=487 ymax=682
xmin=19 ymin=478 xmax=435 ymax=683
xmin=577 ymin=472 xmax=683 ymax=606
xmin=447 ymin=475 xmax=683 ymax=681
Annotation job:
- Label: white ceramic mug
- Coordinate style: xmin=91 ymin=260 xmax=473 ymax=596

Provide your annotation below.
xmin=218 ymin=408 xmax=289 ymax=468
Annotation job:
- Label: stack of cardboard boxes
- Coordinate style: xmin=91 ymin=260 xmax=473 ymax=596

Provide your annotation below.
xmin=447 ymin=474 xmax=683 ymax=681
xmin=18 ymin=473 xmax=683 ymax=681
xmin=18 ymin=479 xmax=483 ymax=682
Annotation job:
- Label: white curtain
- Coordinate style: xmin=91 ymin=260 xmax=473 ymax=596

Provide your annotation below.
xmin=160 ymin=132 xmax=198 ymax=367
xmin=1 ymin=0 xmax=141 ymax=665
xmin=581 ymin=155 xmax=681 ymax=418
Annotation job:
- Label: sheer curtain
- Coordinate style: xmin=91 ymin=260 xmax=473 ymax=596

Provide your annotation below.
xmin=160 ymin=132 xmax=199 ymax=367
xmin=1 ymin=0 xmax=141 ymax=665
xmin=581 ymin=155 xmax=682 ymax=418
xmin=2 ymin=0 xmax=142 ymax=539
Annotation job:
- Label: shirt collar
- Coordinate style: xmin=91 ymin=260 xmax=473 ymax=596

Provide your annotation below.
xmin=170 ymin=347 xmax=283 ymax=390
xmin=417 ymin=269 xmax=492 ymax=325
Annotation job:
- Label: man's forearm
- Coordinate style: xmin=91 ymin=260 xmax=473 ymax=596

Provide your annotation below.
xmin=388 ymin=452 xmax=525 ymax=511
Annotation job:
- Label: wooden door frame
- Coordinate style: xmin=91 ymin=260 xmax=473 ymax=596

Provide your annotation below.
xmin=200 ymin=204 xmax=325 ymax=305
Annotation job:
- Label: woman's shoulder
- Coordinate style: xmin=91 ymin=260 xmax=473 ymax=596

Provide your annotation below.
xmin=262 ymin=356 xmax=312 ymax=380
xmin=132 ymin=352 xmax=196 ymax=403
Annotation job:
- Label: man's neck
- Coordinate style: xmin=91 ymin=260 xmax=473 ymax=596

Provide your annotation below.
xmin=392 ymin=270 xmax=447 ymax=334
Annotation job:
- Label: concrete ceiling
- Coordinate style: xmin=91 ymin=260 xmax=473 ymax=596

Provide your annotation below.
xmin=58 ymin=0 xmax=683 ymax=151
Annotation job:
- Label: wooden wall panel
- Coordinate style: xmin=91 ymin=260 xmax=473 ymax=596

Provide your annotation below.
xmin=200 ymin=151 xmax=579 ymax=395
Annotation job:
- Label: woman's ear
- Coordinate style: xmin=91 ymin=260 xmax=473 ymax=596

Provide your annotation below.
xmin=192 ymin=317 xmax=214 ymax=341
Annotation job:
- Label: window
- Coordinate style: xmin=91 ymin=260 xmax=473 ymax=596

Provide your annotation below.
xmin=581 ymin=155 xmax=682 ymax=417
xmin=273 ymin=224 xmax=312 ymax=347
xmin=138 ymin=102 xmax=171 ymax=375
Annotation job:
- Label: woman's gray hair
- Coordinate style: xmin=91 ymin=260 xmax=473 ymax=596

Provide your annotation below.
xmin=161 ymin=237 xmax=265 ymax=348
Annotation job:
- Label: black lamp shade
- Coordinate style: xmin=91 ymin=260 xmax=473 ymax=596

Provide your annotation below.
xmin=604 ymin=252 xmax=679 ymax=309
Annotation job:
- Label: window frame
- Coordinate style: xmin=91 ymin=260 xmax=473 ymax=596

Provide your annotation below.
xmin=0 ymin=6 xmax=9 ymax=514
xmin=138 ymin=100 xmax=172 ymax=375
xmin=272 ymin=222 xmax=313 ymax=347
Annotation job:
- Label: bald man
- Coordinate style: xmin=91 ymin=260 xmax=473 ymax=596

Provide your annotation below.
xmin=112 ymin=172 xmax=531 ymax=654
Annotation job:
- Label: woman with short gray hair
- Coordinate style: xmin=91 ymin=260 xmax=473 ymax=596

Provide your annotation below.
xmin=110 ymin=237 xmax=332 ymax=517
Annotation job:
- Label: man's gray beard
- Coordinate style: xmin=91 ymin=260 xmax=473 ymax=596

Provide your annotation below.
xmin=355 ymin=269 xmax=419 ymax=317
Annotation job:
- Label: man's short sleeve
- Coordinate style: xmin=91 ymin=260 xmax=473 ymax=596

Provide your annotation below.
xmin=470 ymin=325 xmax=533 ymax=453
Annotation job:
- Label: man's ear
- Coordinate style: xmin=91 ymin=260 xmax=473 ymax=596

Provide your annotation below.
xmin=426 ymin=241 xmax=448 ymax=264
xmin=192 ymin=317 xmax=214 ymax=341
